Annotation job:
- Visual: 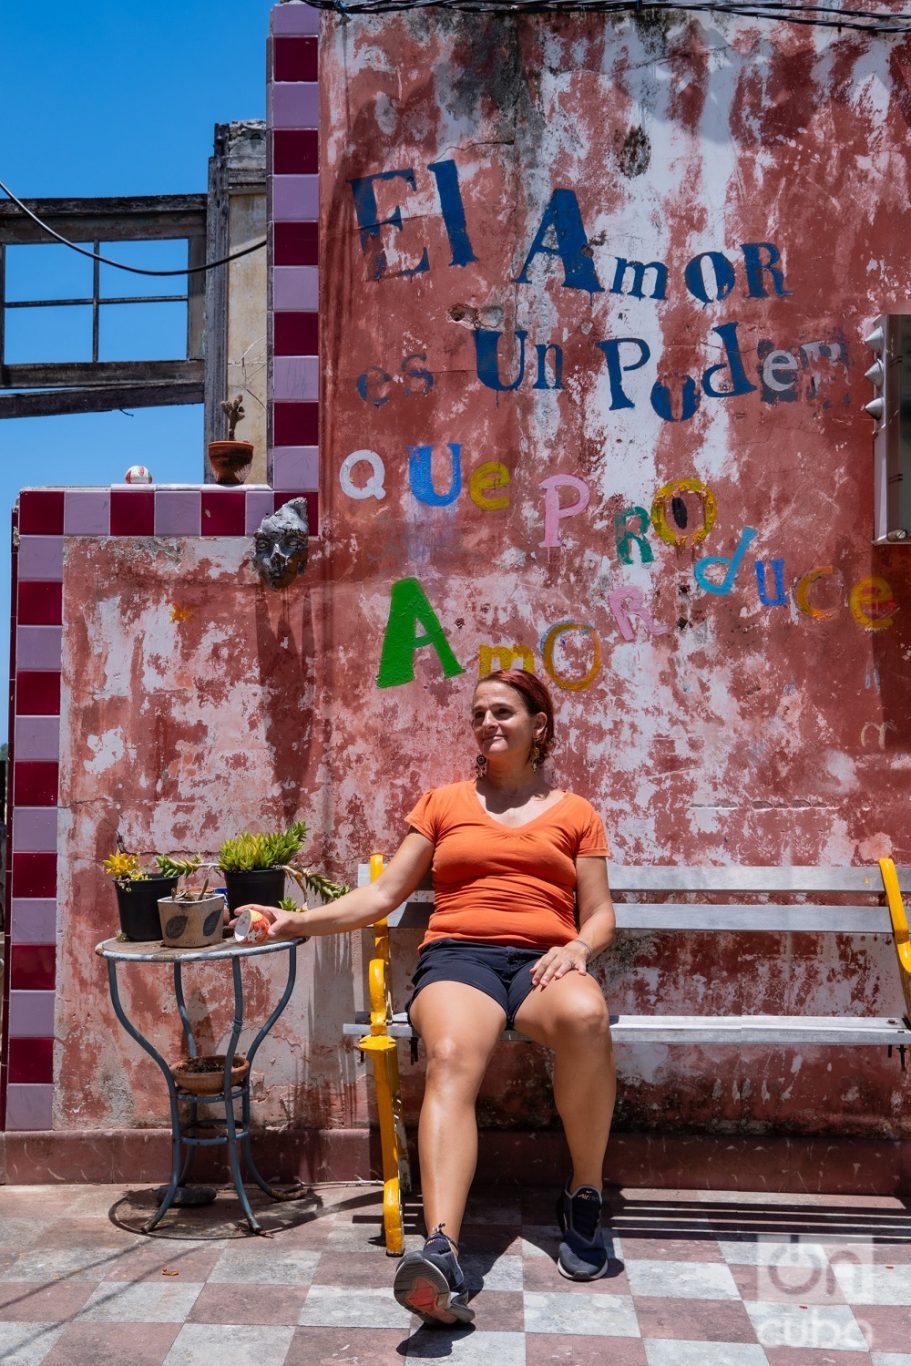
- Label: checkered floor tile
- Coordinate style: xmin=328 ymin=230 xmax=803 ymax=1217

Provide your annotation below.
xmin=0 ymin=1182 xmax=909 ymax=1363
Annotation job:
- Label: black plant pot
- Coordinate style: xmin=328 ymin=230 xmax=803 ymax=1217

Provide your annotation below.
xmin=115 ymin=876 xmax=178 ymax=941
xmin=224 ymin=867 xmax=286 ymax=913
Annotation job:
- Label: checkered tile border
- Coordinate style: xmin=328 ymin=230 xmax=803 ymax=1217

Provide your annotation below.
xmin=1 ymin=483 xmax=319 ymax=1131
xmin=268 ymin=2 xmax=320 ymax=492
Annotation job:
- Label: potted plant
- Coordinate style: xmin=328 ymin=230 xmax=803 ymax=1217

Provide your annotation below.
xmin=154 ymin=820 xmax=348 ymax=942
xmin=214 ymin=820 xmax=349 ymax=913
xmin=103 ymin=846 xmax=178 ymax=942
xmin=154 ymin=856 xmax=227 ymax=948
xmin=207 ymin=394 xmax=254 ymax=485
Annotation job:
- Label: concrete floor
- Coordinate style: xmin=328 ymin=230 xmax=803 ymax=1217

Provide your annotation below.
xmin=0 ymin=1180 xmax=909 ymax=1364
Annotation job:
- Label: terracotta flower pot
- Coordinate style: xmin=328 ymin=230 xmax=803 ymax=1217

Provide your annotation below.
xmin=158 ymin=894 xmax=227 ymax=948
xmin=169 ymin=1054 xmax=250 ymax=1095
xmin=207 ymin=440 xmax=254 ymax=486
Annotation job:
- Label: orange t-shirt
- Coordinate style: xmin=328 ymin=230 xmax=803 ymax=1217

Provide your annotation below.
xmin=406 ymin=780 xmax=609 ymax=950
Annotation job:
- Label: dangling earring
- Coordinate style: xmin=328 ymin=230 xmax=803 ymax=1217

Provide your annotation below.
xmin=475 ymin=753 xmax=487 ymax=777
xmin=530 ymin=742 xmax=543 ymax=772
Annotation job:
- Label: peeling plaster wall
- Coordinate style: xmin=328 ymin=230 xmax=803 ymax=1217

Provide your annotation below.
xmin=313 ymin=6 xmax=911 ymax=1137
xmin=48 ymin=5 xmax=911 ymax=1140
xmin=56 ymin=537 xmax=364 ymax=1129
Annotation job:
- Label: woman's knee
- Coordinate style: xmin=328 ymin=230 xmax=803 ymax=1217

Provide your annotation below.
xmin=576 ymin=1003 xmax=612 ymax=1044
xmin=553 ymin=989 xmax=612 ymax=1044
xmin=422 ymin=1033 xmax=493 ymax=1080
xmin=422 ymin=1033 xmax=462 ymax=1068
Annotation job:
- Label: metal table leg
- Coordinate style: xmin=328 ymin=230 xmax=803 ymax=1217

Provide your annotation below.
xmin=173 ymin=962 xmax=202 ymax=1190
xmin=239 ymin=945 xmax=301 ymax=1201
xmin=106 ymin=959 xmax=186 ymax=1232
xmin=220 ymin=955 xmax=263 ymax=1232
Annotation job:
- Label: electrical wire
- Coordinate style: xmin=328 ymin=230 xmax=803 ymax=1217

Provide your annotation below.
xmin=301 ymin=0 xmax=911 ymax=33
xmin=0 ymin=176 xmax=267 ymax=277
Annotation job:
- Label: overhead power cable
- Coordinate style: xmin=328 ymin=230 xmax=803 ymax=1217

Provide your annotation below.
xmin=0 ymin=176 xmax=267 ymax=277
xmin=300 ymin=0 xmax=911 ymax=34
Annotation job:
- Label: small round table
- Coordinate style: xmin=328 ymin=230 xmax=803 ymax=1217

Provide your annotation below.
xmin=96 ymin=934 xmax=304 ymax=1234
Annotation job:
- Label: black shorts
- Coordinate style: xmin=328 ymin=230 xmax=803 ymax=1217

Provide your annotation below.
xmin=405 ymin=939 xmax=543 ymax=1031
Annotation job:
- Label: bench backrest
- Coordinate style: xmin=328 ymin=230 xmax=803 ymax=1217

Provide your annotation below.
xmin=359 ymin=864 xmax=911 ymax=935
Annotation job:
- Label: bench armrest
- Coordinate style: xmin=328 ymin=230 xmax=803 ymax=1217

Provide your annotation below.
xmin=878 ymin=857 xmax=911 ymax=1022
xmin=365 ymin=853 xmax=393 ymax=1034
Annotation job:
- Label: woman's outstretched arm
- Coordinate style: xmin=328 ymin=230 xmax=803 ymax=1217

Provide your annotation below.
xmin=235 ymin=830 xmax=434 ymax=940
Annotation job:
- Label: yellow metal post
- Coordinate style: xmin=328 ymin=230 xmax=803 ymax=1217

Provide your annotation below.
xmin=357 ymin=852 xmax=410 ymax=1255
xmin=878 ymin=857 xmax=911 ymax=1025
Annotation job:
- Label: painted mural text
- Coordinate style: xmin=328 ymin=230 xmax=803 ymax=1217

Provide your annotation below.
xmin=376 ymin=569 xmax=896 ymax=691
xmin=355 ymin=331 xmax=846 ymax=417
xmin=349 ymin=161 xmax=785 ymax=302
xmin=349 ymin=163 xmax=852 ymax=421
xmin=376 ymin=562 xmax=897 ymax=691
xmin=348 ymin=456 xmax=899 ymax=643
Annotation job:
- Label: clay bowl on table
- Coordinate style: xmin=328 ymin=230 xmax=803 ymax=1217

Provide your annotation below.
xmin=169 ymin=1054 xmax=250 ymax=1095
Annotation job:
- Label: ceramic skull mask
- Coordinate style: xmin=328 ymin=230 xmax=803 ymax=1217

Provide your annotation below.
xmin=252 ymin=498 xmax=309 ymax=589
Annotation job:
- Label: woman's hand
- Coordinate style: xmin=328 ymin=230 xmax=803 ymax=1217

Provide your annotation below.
xmin=231 ymin=904 xmax=310 ymax=941
xmin=530 ymin=940 xmax=590 ymax=988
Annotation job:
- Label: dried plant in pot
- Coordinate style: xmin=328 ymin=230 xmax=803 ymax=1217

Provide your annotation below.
xmin=155 ymin=856 xmax=227 ymax=948
xmin=208 ymin=394 xmax=254 ymax=485
xmin=169 ymin=1053 xmax=250 ymax=1095
xmin=102 ymin=846 xmax=178 ymax=942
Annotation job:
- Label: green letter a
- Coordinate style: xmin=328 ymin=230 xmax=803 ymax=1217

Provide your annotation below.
xmin=376 ymin=577 xmax=465 ymax=688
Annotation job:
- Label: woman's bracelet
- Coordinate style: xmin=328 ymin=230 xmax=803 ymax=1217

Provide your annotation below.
xmin=568 ymin=936 xmax=592 ymax=957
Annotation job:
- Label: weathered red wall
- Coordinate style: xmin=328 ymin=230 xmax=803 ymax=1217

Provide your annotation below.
xmin=56 ymin=538 xmax=365 ymax=1130
xmin=50 ymin=5 xmax=911 ymax=1145
xmin=315 ymin=6 xmax=911 ymax=1137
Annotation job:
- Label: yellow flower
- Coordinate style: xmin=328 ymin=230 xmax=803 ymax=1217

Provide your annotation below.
xmin=102 ymin=852 xmax=144 ymax=881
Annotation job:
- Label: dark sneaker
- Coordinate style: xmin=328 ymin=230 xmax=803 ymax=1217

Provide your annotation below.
xmin=556 ymin=1183 xmax=609 ymax=1280
xmin=393 ymin=1229 xmax=475 ymax=1327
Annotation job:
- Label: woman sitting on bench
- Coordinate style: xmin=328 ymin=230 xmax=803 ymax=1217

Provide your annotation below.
xmin=240 ymin=668 xmax=617 ymax=1326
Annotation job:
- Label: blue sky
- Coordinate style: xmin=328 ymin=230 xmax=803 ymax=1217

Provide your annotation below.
xmin=0 ymin=0 xmax=278 ymax=735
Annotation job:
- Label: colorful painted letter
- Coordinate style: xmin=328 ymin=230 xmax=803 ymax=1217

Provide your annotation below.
xmin=376 ymin=578 xmax=465 ymax=688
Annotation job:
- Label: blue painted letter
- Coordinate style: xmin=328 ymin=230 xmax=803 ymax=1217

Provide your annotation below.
xmin=428 ymin=160 xmax=478 ymax=267
xmin=474 ymin=330 xmax=527 ymax=392
xmin=684 ymin=251 xmax=737 ymax=304
xmin=702 ymin=322 xmax=757 ymax=399
xmin=755 ymin=559 xmax=788 ymax=606
xmin=408 ymin=443 xmax=462 ymax=506
xmin=515 ymin=190 xmax=603 ymax=294
xmin=348 ymin=169 xmax=429 ymax=280
xmin=533 ymin=343 xmax=563 ymax=390
xmin=694 ymin=527 xmax=758 ymax=595
xmin=596 ymin=338 xmax=650 ymax=411
xmin=651 ymin=374 xmax=700 ymax=422
xmin=742 ymin=242 xmax=792 ymax=298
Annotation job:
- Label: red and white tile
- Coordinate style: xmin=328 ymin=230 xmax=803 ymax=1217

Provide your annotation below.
xmin=268 ymin=1 xmax=320 ymax=497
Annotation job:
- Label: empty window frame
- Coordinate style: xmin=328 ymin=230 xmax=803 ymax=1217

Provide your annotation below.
xmin=0 ymin=195 xmax=206 ymax=418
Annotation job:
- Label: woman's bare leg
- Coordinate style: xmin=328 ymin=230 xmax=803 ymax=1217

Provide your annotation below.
xmin=513 ymin=974 xmax=615 ymax=1189
xmin=409 ymin=981 xmax=506 ymax=1246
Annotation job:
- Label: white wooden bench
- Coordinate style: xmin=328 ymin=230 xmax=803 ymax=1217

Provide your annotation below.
xmin=345 ymin=857 xmax=911 ymax=1254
